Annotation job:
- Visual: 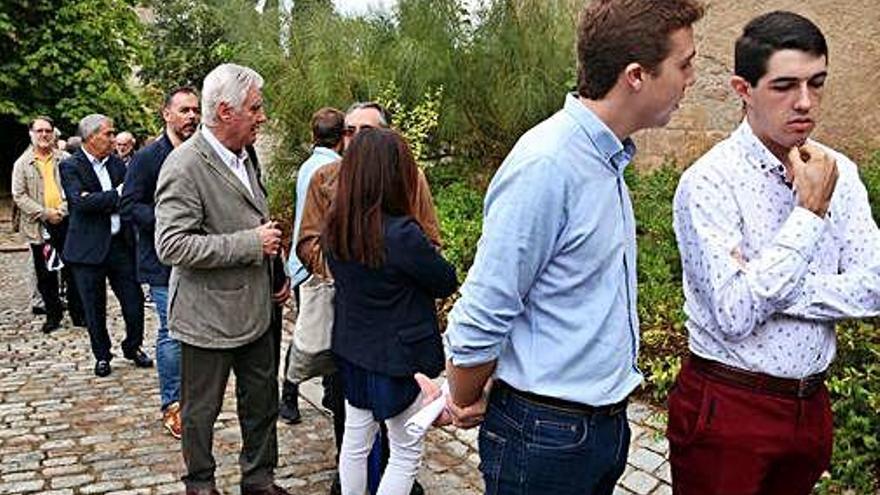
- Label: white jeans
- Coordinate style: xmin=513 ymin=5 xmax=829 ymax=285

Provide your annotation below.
xmin=339 ymin=395 xmax=425 ymax=495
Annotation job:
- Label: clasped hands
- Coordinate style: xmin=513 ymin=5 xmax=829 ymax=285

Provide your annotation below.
xmin=414 ymin=373 xmax=491 ymax=430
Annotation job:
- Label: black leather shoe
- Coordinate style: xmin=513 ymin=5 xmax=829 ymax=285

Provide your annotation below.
xmin=41 ymin=319 xmax=62 ymax=334
xmin=32 ymin=306 xmax=46 ymax=315
xmin=411 ymin=480 xmax=425 ymax=495
xmin=124 ymin=349 xmax=153 ymax=368
xmin=70 ymin=315 xmax=87 ymax=327
xmin=241 ymin=483 xmax=291 ymax=495
xmin=185 ymin=488 xmax=220 ymax=495
xmin=279 ymin=400 xmax=302 ymax=424
xmin=279 ymin=380 xmax=302 ymax=424
xmin=329 ymin=473 xmax=341 ymax=495
xmin=94 ymin=360 xmax=111 ymax=377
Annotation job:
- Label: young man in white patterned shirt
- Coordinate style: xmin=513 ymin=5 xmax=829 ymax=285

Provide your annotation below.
xmin=668 ymin=11 xmax=880 ymax=495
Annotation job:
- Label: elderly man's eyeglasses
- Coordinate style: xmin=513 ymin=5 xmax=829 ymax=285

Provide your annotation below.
xmin=343 ymin=124 xmax=375 ymax=137
xmin=32 ymin=128 xmax=54 ymax=134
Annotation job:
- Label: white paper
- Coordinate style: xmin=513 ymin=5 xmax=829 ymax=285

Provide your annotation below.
xmin=405 ymin=381 xmax=449 ymax=438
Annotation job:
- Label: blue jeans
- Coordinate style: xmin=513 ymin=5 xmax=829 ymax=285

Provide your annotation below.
xmin=151 ymin=286 xmax=181 ymax=411
xmin=478 ymin=384 xmax=631 ymax=495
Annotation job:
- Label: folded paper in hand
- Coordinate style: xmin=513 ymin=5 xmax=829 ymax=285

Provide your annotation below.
xmin=404 ymin=381 xmax=449 ymax=438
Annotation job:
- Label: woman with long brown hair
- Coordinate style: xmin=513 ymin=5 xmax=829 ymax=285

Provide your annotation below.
xmin=322 ymin=128 xmax=457 ymax=495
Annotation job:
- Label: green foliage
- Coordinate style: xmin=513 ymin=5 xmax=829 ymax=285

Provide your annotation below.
xmin=138 ymin=0 xmax=241 ymax=90
xmin=627 ymin=165 xmax=688 ymax=373
xmin=0 ymin=0 xmax=156 ymax=136
xmin=226 ymin=0 xmax=581 ymax=176
xmin=818 ymin=321 xmax=880 ymax=494
xmin=431 ymin=169 xmax=484 ymax=277
xmin=449 ymin=0 xmax=578 ymax=165
xmin=375 ymin=82 xmax=443 ymax=162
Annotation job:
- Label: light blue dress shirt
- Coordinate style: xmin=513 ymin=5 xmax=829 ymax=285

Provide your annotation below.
xmin=287 ymin=146 xmax=341 ymax=286
xmin=444 ymin=93 xmax=643 ymax=406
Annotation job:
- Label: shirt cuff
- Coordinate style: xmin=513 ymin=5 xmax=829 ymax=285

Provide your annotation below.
xmin=774 ymin=207 xmax=826 ymax=261
xmin=442 ymin=329 xmax=500 ymax=368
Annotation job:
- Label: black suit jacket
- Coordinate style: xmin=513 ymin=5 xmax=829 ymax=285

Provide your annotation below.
xmin=121 ymin=133 xmax=174 ymax=285
xmin=60 ymin=149 xmax=133 ymax=265
xmin=328 ymin=215 xmax=458 ymax=378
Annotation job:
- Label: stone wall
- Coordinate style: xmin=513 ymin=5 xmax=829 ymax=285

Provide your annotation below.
xmin=633 ymin=0 xmax=880 ymax=168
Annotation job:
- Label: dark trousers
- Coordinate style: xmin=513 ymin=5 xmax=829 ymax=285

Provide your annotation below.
xmin=30 ymin=242 xmax=63 ymax=322
xmin=47 ymin=220 xmax=84 ymax=322
xmin=69 ymin=236 xmax=144 ymax=361
xmin=667 ymin=358 xmax=832 ymax=495
xmin=478 ymin=383 xmax=630 ymax=495
xmin=181 ymin=329 xmax=279 ymax=490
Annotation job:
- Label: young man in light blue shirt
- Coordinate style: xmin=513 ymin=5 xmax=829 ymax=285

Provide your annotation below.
xmin=424 ymin=0 xmax=704 ymax=493
xmin=280 ymin=107 xmax=345 ymax=424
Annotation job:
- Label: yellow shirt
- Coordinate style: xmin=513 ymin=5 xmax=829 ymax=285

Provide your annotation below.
xmin=35 ymin=154 xmax=63 ymax=210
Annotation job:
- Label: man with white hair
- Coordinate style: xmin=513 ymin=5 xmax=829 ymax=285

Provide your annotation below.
xmin=155 ymin=63 xmax=289 ymax=495
xmin=59 ymin=114 xmax=151 ymax=377
xmin=114 ymin=131 xmax=136 ymax=166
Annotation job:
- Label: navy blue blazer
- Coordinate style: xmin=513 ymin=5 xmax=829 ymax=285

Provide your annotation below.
xmin=121 ymin=133 xmax=174 ymax=285
xmin=328 ymin=215 xmax=458 ymax=378
xmin=60 ymin=149 xmax=133 ymax=265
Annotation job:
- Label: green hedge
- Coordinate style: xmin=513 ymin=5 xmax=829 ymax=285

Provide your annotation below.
xmin=430 ymin=154 xmax=880 ymax=494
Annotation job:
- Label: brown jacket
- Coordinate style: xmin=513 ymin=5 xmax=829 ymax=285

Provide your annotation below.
xmin=295 ymin=160 xmax=441 ymax=279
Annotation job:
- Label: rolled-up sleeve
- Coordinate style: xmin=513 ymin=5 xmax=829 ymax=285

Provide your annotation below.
xmin=444 ymin=155 xmax=565 ymax=367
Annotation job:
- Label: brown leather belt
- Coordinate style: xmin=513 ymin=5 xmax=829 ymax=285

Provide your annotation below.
xmin=495 ymin=380 xmax=628 ymax=416
xmin=689 ymin=353 xmax=825 ymax=399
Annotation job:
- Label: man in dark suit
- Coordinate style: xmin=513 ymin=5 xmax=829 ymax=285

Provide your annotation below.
xmin=60 ymin=113 xmax=152 ymax=378
xmin=122 ymin=87 xmax=200 ymax=439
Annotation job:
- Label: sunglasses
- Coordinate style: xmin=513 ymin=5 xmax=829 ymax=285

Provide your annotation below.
xmin=342 ymin=124 xmax=376 ymax=137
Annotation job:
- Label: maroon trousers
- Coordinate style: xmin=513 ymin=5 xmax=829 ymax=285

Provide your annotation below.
xmin=667 ymin=357 xmax=833 ymax=495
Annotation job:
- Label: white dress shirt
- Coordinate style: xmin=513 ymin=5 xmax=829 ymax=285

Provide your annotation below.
xmin=202 ymin=126 xmax=255 ymax=198
xmin=673 ymin=120 xmax=880 ymax=378
xmin=82 ymin=148 xmax=120 ymax=235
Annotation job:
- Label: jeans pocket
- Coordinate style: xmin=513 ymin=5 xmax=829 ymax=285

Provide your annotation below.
xmin=478 ymin=427 xmax=507 ymax=495
xmin=525 ymin=414 xmax=588 ymax=452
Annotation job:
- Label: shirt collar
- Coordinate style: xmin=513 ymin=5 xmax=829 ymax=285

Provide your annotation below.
xmin=732 ymin=119 xmax=788 ymax=181
xmin=312 ymin=146 xmax=341 ymax=161
xmin=202 ymin=125 xmax=247 ymax=168
xmin=563 ymin=93 xmax=636 ymax=174
xmin=82 ymin=148 xmax=107 ymax=168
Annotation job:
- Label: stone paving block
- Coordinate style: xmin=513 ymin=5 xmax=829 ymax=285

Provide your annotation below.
xmin=0 ymin=479 xmax=45 ymax=494
xmin=654 ymin=461 xmax=672 ymax=484
xmin=1 ymin=471 xmax=36 ymax=482
xmin=42 ymin=464 xmax=88 ymax=477
xmin=100 ymin=466 xmax=152 ymax=481
xmin=621 ymin=470 xmax=661 ymax=495
xmin=50 ymin=473 xmax=95 ymax=489
xmin=628 ymin=447 xmax=666 ymax=473
xmin=651 ymin=483 xmax=673 ymax=495
xmin=79 ymin=481 xmax=127 ymax=494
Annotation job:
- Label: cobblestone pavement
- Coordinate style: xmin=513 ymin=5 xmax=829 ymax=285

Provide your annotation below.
xmin=0 ymin=219 xmax=672 ymax=495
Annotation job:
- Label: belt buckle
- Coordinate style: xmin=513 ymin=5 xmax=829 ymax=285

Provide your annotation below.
xmin=797 ymin=378 xmax=815 ymax=398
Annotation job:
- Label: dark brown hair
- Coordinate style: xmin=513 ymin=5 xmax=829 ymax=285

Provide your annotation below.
xmin=735 ymin=11 xmax=827 ymax=87
xmin=323 ymin=128 xmax=418 ymax=268
xmin=576 ymin=0 xmax=705 ymax=100
xmin=311 ymin=107 xmax=345 ymax=149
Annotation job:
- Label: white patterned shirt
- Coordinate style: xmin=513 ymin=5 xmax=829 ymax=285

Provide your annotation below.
xmin=673 ymin=120 xmax=880 ymax=378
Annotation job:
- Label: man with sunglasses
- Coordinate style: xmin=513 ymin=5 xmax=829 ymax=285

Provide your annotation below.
xmin=296 ymin=101 xmax=440 ymax=495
